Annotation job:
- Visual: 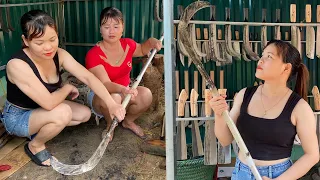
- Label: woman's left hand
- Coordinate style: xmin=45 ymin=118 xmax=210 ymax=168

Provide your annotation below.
xmin=121 ymin=87 xmax=138 ymax=100
xmin=149 ymin=38 xmax=162 ymax=51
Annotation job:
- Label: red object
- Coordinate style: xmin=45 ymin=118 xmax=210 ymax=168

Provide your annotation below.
xmin=214 ymin=164 xmax=218 ymax=180
xmin=85 ymin=38 xmax=137 ymax=87
xmin=0 ymin=165 xmax=11 ymax=171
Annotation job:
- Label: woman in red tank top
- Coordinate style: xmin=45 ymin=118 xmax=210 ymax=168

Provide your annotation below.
xmin=85 ymin=7 xmax=162 ymax=140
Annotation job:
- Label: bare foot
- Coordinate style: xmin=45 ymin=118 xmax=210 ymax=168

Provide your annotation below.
xmin=28 ymin=143 xmax=51 ymax=166
xmin=122 ymin=121 xmax=146 ymax=139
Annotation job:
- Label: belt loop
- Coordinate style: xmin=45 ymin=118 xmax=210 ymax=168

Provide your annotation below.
xmin=268 ymin=165 xmax=272 ymax=178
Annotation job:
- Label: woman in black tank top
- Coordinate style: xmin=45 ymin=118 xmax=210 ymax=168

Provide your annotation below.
xmin=209 ymin=40 xmax=319 ymax=179
xmin=1 ymin=10 xmax=126 ymax=167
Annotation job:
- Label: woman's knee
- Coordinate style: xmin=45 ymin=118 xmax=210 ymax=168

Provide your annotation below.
xmin=53 ymin=104 xmax=73 ymax=126
xmin=111 ymin=93 xmax=122 ymax=104
xmin=138 ymin=87 xmax=153 ymax=106
xmin=79 ymin=106 xmax=91 ymax=123
xmin=100 ymin=93 xmax=122 ymax=111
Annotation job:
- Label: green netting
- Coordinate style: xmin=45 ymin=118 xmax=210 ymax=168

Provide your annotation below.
xmin=177 ymin=156 xmax=216 ymax=180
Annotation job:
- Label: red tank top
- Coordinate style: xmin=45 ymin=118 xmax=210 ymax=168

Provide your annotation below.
xmin=85 ymin=38 xmax=137 ymax=87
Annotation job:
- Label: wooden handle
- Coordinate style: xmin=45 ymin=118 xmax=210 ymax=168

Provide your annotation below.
xmin=177 ymin=89 xmax=188 ymax=117
xmin=175 ymin=71 xmax=179 ymax=100
xmin=177 ymin=89 xmax=188 ymax=160
xmin=312 ymin=86 xmax=319 ymax=96
xmin=204 ymin=89 xmax=212 ymax=117
xmin=219 ymin=70 xmax=224 ymax=89
xmin=312 ymin=86 xmax=320 ymax=111
xmin=196 ymin=28 xmax=201 ymax=40
xmin=184 ymin=71 xmax=189 ymax=97
xmin=235 ymin=31 xmax=240 ymax=40
xmin=210 ymin=71 xmax=214 ymax=82
xmin=218 ymin=89 xmax=227 ymax=96
xmin=194 ymin=71 xmax=198 ymax=93
xmin=202 ymin=76 xmax=206 ymax=98
xmin=306 ymin=4 xmax=312 ymax=23
xmin=317 ymin=5 xmax=320 ymax=22
xmin=218 ymin=29 xmax=222 ymax=40
xmin=204 ymin=28 xmax=209 ymax=40
xmin=290 ymin=4 xmax=296 ymax=23
xmin=285 ymin=31 xmax=289 ymax=40
xmin=174 ymin=25 xmax=177 ymax=39
xmin=190 ymin=89 xmax=199 ymax=117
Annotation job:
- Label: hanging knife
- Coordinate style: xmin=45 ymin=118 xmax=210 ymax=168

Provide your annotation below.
xmin=261 ymin=8 xmax=267 ymax=50
xmin=243 ymin=8 xmax=260 ymax=60
xmin=177 ymin=89 xmax=188 ymax=160
xmin=274 ymin=9 xmax=281 ymax=40
xmin=306 ymin=4 xmax=315 ymax=59
xmin=190 ymin=89 xmax=204 ymax=158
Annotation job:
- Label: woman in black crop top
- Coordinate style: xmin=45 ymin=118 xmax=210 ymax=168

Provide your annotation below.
xmin=210 ymin=40 xmax=319 ymax=179
xmin=1 ymin=10 xmax=126 ymax=167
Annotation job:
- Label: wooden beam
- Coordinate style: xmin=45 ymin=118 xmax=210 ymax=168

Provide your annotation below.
xmin=0 ymin=142 xmax=30 ymax=180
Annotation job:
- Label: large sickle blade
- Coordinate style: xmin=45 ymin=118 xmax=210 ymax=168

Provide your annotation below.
xmin=51 ymin=36 xmax=164 ymax=176
xmin=178 ymin=2 xmax=262 ymax=180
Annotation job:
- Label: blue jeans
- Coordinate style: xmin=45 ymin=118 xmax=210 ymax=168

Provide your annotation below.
xmin=231 ymin=158 xmax=293 ymax=179
xmin=0 ymin=101 xmax=35 ymax=139
xmin=87 ymin=90 xmax=103 ymax=119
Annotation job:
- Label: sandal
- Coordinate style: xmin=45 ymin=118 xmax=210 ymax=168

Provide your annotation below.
xmin=24 ymin=143 xmax=51 ymax=167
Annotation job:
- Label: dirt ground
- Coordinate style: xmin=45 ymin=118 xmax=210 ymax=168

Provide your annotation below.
xmin=7 ymin=110 xmax=166 ymax=180
xmin=6 ymin=58 xmax=167 ymax=180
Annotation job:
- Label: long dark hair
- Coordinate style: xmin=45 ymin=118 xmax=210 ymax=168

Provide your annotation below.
xmin=265 ymin=39 xmax=309 ymax=101
xmin=100 ymin=7 xmax=124 ymax=26
xmin=20 ymin=10 xmax=57 ymax=46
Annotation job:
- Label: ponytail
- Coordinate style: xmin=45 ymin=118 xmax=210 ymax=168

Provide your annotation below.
xmin=294 ymin=63 xmax=309 ymax=101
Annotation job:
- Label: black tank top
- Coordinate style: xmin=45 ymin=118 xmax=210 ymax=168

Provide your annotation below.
xmin=6 ymin=49 xmax=62 ymax=109
xmin=237 ymin=86 xmax=301 ymax=160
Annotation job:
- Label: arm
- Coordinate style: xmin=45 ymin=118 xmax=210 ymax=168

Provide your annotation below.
xmin=275 ymin=100 xmax=319 ymax=180
xmin=59 ymin=48 xmax=119 ymax=108
xmin=6 ymin=59 xmax=73 ymax=111
xmin=133 ymin=37 xmax=162 ymax=57
xmin=212 ymin=88 xmax=246 ymax=146
xmin=87 ymin=65 xmax=127 ymax=94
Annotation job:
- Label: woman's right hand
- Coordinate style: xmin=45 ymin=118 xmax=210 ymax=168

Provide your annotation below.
xmin=64 ymin=84 xmax=79 ymax=100
xmin=209 ymin=94 xmax=229 ymax=116
xmin=108 ymin=102 xmax=126 ymax=122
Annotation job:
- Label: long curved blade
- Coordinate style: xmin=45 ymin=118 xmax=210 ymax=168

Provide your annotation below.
xmin=177 ymin=2 xmax=262 ymax=180
xmin=51 ymin=36 xmax=164 ymax=175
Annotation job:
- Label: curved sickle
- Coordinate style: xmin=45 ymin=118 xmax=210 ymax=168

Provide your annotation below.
xmin=154 ymin=0 xmax=162 ymax=22
xmin=177 ymin=2 xmax=262 ymax=180
xmin=50 ymin=35 xmax=164 ymax=175
xmin=178 ymin=1 xmax=212 ymax=85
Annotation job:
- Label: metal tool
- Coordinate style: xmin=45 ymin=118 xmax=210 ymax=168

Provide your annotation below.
xmin=50 ymin=35 xmax=164 ymax=175
xmin=177 ymin=2 xmax=262 ymax=179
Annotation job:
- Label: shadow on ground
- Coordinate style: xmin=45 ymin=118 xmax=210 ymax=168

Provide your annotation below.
xmin=7 ymin=111 xmax=165 ymax=180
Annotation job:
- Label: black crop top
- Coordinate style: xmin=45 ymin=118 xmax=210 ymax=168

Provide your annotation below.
xmin=6 ymin=49 xmax=62 ymax=109
xmin=237 ymin=86 xmax=301 ymax=160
